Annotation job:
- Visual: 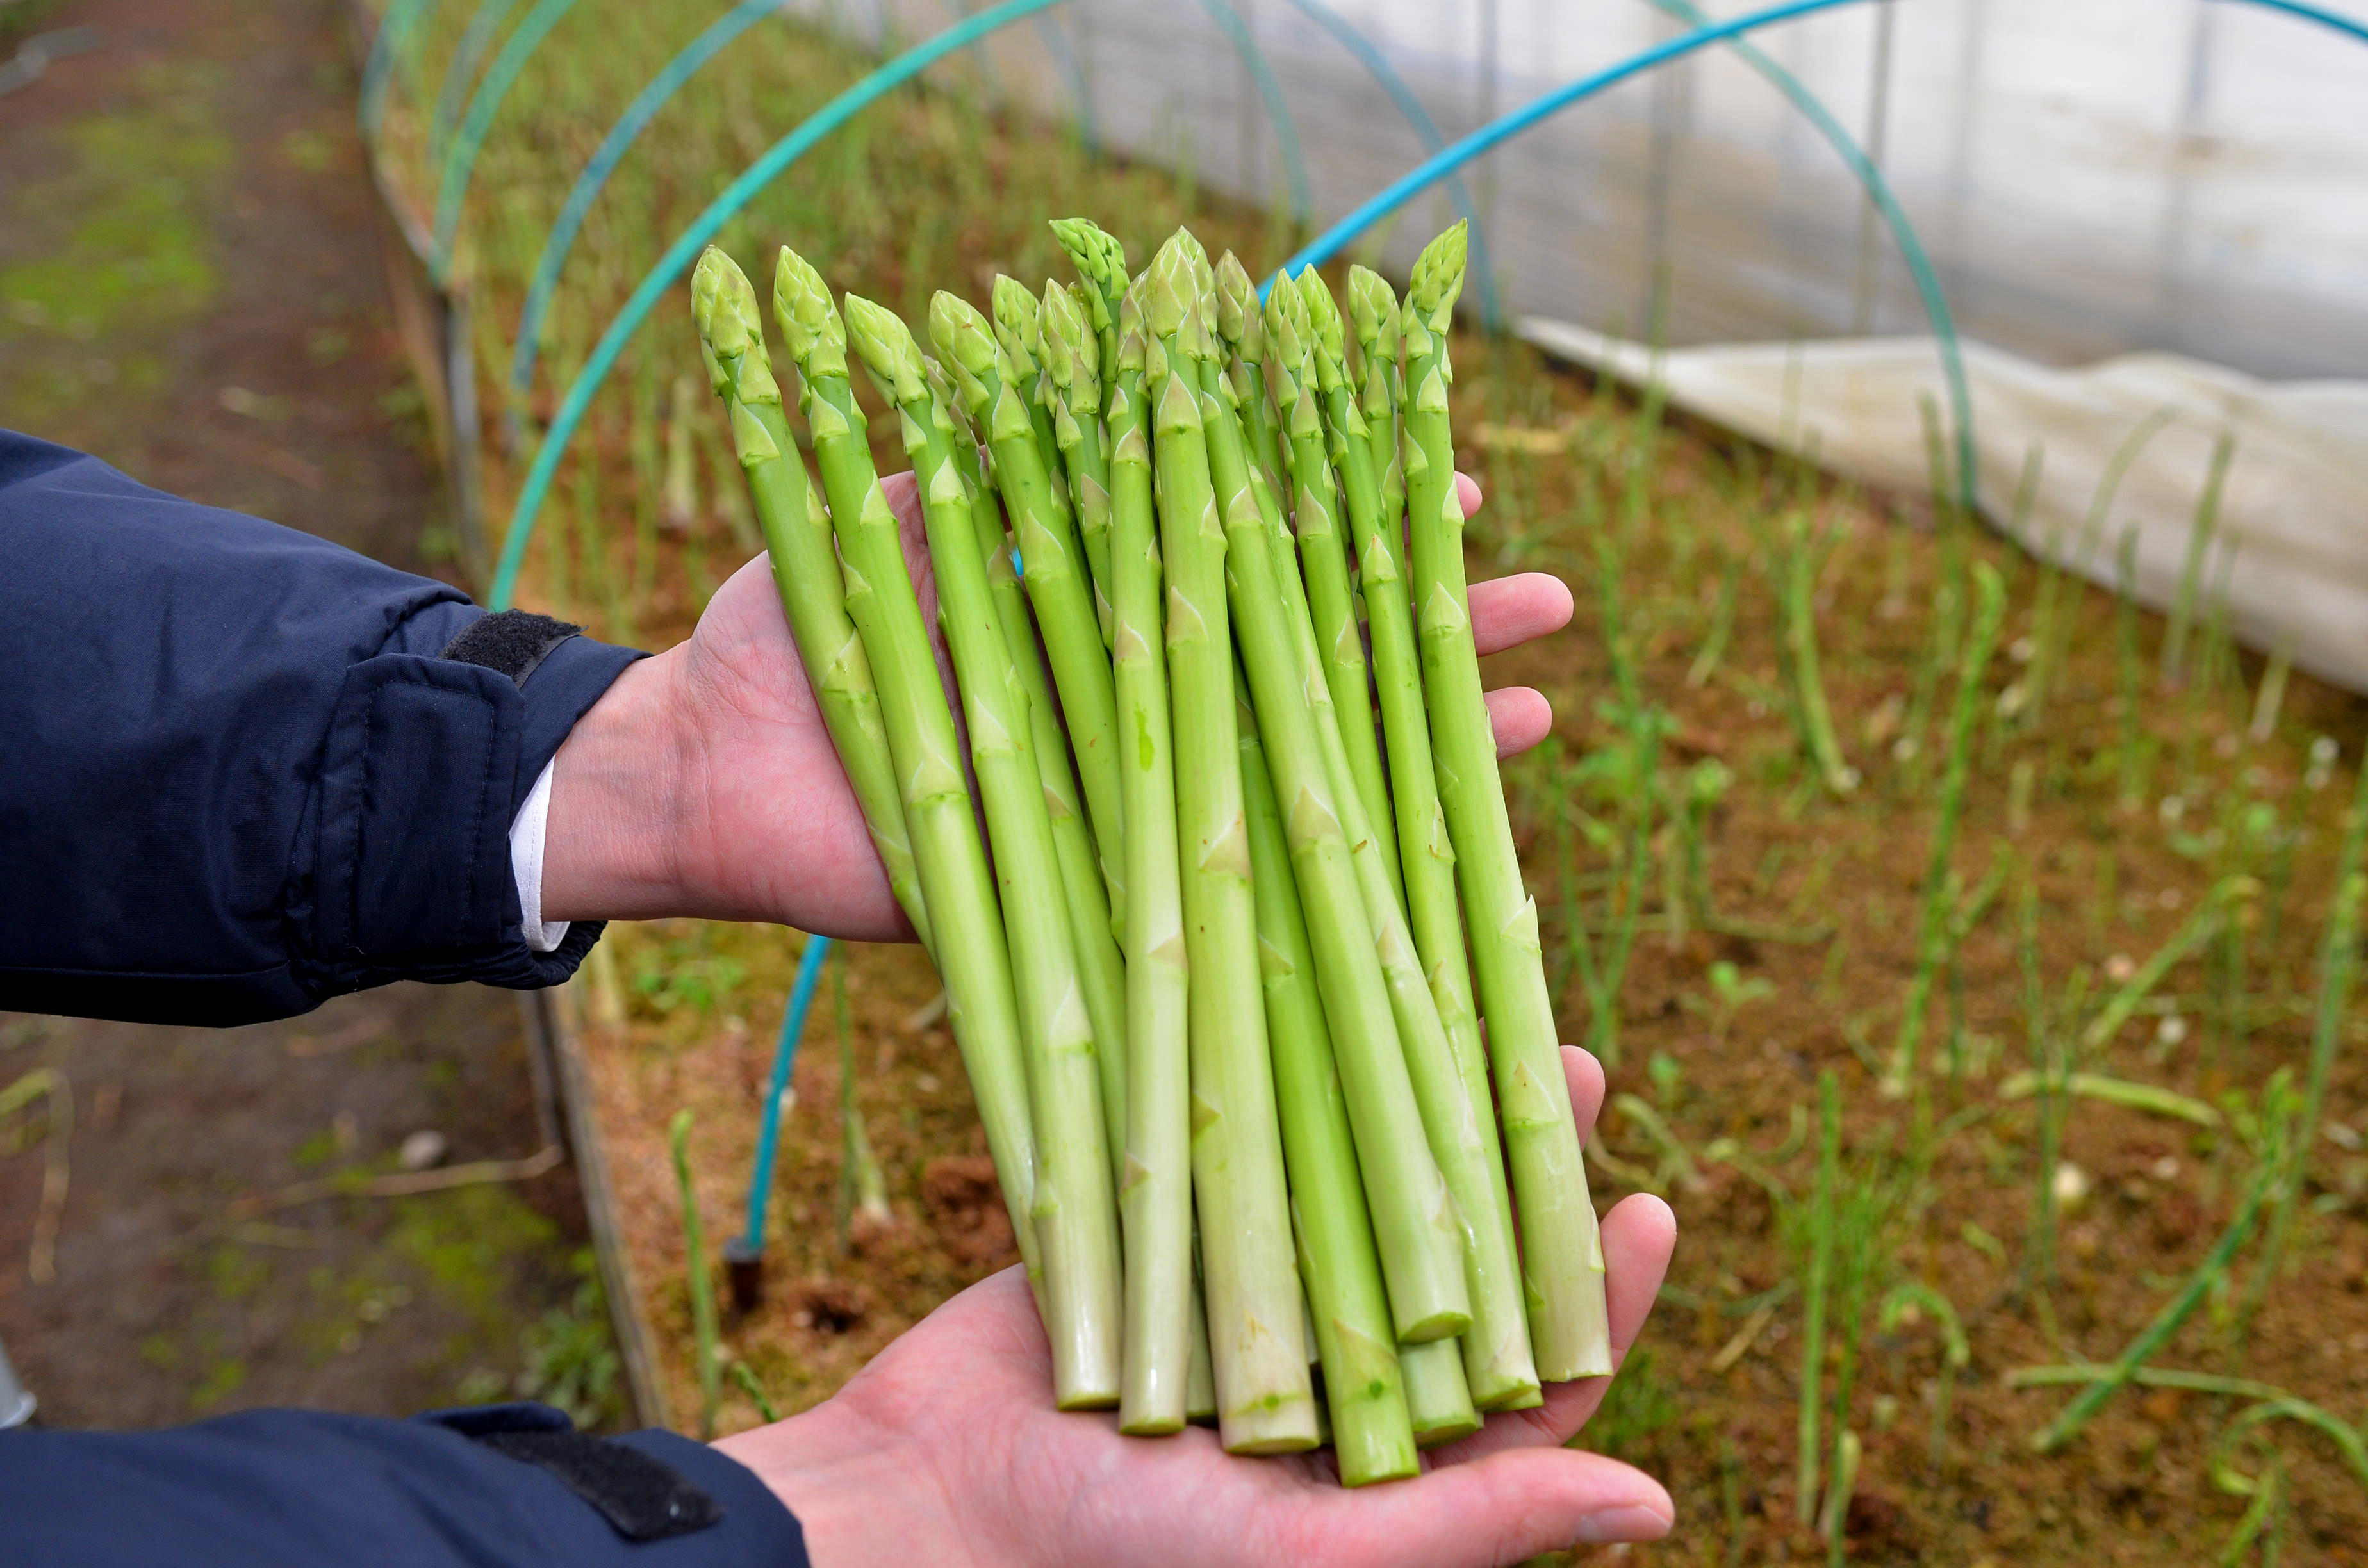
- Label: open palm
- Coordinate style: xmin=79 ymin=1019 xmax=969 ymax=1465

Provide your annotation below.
xmin=548 ymin=469 xmax=1579 ymax=939
xmin=718 ymin=1043 xmax=1675 ymax=1566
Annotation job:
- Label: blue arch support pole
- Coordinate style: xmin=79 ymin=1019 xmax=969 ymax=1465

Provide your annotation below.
xmin=1271 ymin=0 xmax=1905 ymax=464
xmin=1278 ymin=0 xmax=1882 ymax=293
xmin=430 ymin=0 xmax=525 ymax=172
xmin=1196 ymin=0 xmax=1314 ymax=237
xmin=736 ymin=933 xmax=835 ymax=1262
xmin=1032 ymin=8 xmax=1098 ymax=154
xmin=502 ymin=0 xmax=787 ymax=448
xmin=359 ymin=0 xmax=442 ymax=148
xmin=1277 ymin=0 xmax=1501 ymax=331
xmin=2219 ymin=0 xmax=2368 ymax=44
xmin=488 ymin=0 xmax=1071 ymax=611
xmin=432 ymin=0 xmax=587 ymax=281
xmin=1645 ymin=0 xmax=1973 ymax=510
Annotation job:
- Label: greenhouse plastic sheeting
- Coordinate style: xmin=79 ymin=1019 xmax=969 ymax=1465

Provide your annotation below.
xmin=1520 ymin=320 xmax=2368 ymax=695
xmin=835 ymin=0 xmax=2368 ymax=379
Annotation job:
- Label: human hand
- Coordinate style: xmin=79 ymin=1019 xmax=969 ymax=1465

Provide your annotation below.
xmin=541 ymin=472 xmax=1575 ymax=937
xmin=716 ymin=1043 xmax=1674 ymax=1567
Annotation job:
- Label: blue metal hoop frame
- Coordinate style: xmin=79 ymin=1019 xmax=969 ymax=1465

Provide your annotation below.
xmin=359 ymin=0 xmax=441 ymax=145
xmin=470 ymin=0 xmax=2368 ymax=605
xmin=432 ymin=0 xmax=588 ymax=279
xmin=1643 ymin=0 xmax=1974 ymax=509
xmin=1196 ymin=0 xmax=1313 ymax=236
xmin=429 ymin=0 xmax=525 ymax=172
xmin=739 ymin=933 xmax=835 ymax=1253
xmin=489 ymin=0 xmax=1071 ymax=610
xmin=1277 ymin=0 xmax=1503 ymax=331
xmin=502 ymin=0 xmax=789 ymax=439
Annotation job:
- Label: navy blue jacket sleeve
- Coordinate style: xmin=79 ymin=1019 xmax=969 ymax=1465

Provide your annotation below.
xmin=1 ymin=1406 xmax=809 ymax=1567
xmin=0 ymin=429 xmax=643 ymax=1025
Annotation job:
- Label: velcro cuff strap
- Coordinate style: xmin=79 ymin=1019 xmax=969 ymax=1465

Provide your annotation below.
xmin=439 ymin=608 xmax=582 ymax=687
xmin=475 ymin=1428 xmax=724 ymax=1544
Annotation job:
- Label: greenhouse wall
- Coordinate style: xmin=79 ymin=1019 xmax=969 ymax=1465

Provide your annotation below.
xmin=826 ymin=0 xmax=2368 ymax=379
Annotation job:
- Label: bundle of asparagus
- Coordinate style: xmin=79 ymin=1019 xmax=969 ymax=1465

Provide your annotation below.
xmin=691 ymin=220 xmax=1607 ymax=1486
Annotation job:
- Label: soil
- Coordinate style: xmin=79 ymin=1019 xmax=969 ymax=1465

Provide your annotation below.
xmin=0 ymin=0 xmax=611 ymax=1430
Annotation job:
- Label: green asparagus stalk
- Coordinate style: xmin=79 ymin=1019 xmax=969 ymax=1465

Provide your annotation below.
xmin=1400 ymin=1338 xmax=1481 ymax=1446
xmin=844 ymin=293 xmax=1122 ymax=1408
xmin=1271 ymin=269 xmax=1405 ymax=913
xmin=989 ymin=275 xmax=1071 ymax=516
xmin=767 ymin=244 xmax=1044 ymax=1303
xmin=1295 ymin=265 xmax=1536 ymax=1409
xmin=1188 ymin=1229 xmax=1219 ymax=1424
xmin=1145 ymin=231 xmax=1317 ymax=1453
xmin=1040 ymin=279 xmax=1116 ymax=645
xmin=1200 ymin=265 xmax=1470 ymax=1347
xmin=1402 ymin=223 xmax=1611 ymax=1380
xmin=1346 ymin=266 xmax=1405 ymax=541
xmin=933 ymin=291 xmax=1126 ymax=912
xmin=926 ymin=351 xmax=1130 ymax=1187
xmin=1106 ymin=274 xmax=1194 ymax=1434
xmin=1049 ymin=217 xmax=1127 ymax=384
xmin=1211 ymin=251 xmax=1286 ymax=491
xmin=1239 ymin=705 xmax=1420 ymax=1486
xmin=690 ymin=249 xmax=930 ymax=954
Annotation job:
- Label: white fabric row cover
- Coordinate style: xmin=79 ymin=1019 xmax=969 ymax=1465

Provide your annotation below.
xmin=1520 ymin=322 xmax=2368 ymax=696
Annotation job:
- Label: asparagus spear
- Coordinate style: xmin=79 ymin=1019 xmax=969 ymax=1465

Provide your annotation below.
xmin=844 ymin=294 xmax=1122 ymax=1409
xmin=1145 ymin=231 xmax=1317 ymax=1454
xmin=989 ymin=275 xmax=1071 ymax=516
xmin=1040 ymin=279 xmax=1116 ymax=646
xmin=1269 ymin=270 xmax=1405 ymax=913
xmin=1402 ymin=223 xmax=1611 ymax=1380
xmin=1199 ymin=258 xmax=1469 ymax=1347
xmin=1211 ymin=252 xmax=1285 ymax=493
xmin=766 ymin=243 xmax=1043 ymax=1306
xmin=1346 ymin=266 xmax=1405 ymax=542
xmin=1106 ymin=273 xmax=1194 ymax=1434
xmin=1303 ymin=266 xmax=1536 ymax=1408
xmin=1249 ymin=270 xmax=1536 ymax=1407
xmin=1049 ymin=217 xmax=1127 ymax=396
xmin=933 ymin=292 xmax=1125 ymax=915
xmin=1239 ymin=703 xmax=1418 ymax=1486
xmin=689 ymin=249 xmax=930 ymax=956
xmin=926 ymin=351 xmax=1130 ymax=1191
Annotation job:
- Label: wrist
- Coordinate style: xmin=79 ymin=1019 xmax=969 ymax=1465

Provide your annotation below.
xmin=538 ymin=649 xmax=695 ymax=923
xmin=712 ymin=1395 xmax=974 ymax=1568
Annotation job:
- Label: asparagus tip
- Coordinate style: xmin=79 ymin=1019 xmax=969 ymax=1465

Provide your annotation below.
xmin=1146 ymin=231 xmax=1205 ymax=345
xmin=928 ymin=290 xmax=999 ymax=383
xmin=691 ymin=246 xmax=760 ymax=362
xmin=989 ymin=274 xmax=1044 ymax=367
xmin=1115 ymin=272 xmax=1147 ymax=377
xmin=1039 ymin=278 xmax=1099 ymax=402
xmin=771 ymin=245 xmax=846 ymax=375
xmin=841 ymin=292 xmax=927 ymax=404
xmin=1405 ymin=221 xmax=1469 ymax=326
xmin=1211 ymin=252 xmax=1262 ymax=359
xmin=1049 ymin=217 xmax=1128 ymax=313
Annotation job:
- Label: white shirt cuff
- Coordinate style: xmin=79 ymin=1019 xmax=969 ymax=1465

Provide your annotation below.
xmin=508 ymin=759 xmax=571 ymax=954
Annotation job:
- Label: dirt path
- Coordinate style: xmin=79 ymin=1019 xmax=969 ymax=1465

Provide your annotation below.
xmin=0 ymin=0 xmax=614 ymax=1430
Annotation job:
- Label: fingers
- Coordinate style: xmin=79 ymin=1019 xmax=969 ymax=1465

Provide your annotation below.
xmin=1455 ymin=471 xmax=1484 ymax=521
xmin=1425 ymin=1192 xmax=1676 ymax=1469
xmin=1423 ymin=1045 xmax=1675 ymax=1465
xmin=1295 ymin=1442 xmax=1672 ymax=1566
xmin=1470 ymin=574 xmax=1570 ymax=760
xmin=1561 ymin=1040 xmax=1608 ymax=1143
xmin=1483 ymin=687 xmax=1552 ymax=758
xmin=1468 ymin=573 xmax=1574 ymax=658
